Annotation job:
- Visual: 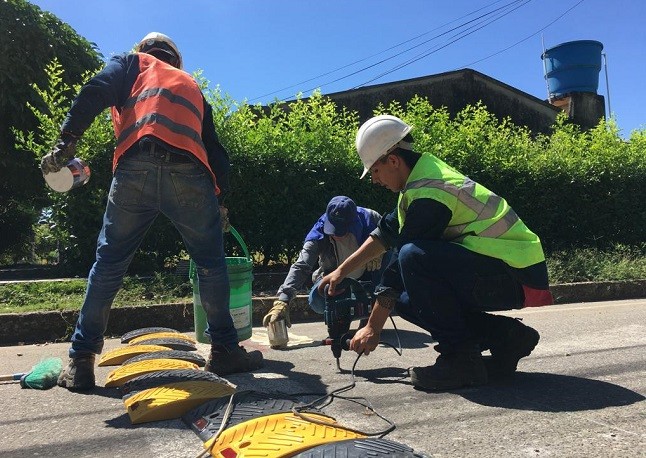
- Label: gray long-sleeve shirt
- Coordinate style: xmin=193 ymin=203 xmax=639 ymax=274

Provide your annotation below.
xmin=276 ymin=208 xmax=381 ymax=302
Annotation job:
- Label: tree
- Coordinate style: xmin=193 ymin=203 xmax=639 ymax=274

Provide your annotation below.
xmin=0 ymin=0 xmax=101 ymax=263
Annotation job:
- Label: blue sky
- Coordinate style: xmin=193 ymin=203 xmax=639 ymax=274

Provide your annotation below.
xmin=30 ymin=0 xmax=645 ymax=135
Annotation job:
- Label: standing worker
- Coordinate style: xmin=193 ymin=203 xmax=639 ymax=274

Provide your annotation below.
xmin=41 ymin=32 xmax=263 ymax=391
xmin=319 ymin=115 xmax=553 ymax=391
xmin=263 ymin=196 xmax=385 ymax=340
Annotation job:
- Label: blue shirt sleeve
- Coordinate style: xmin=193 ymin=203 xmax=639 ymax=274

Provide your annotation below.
xmin=61 ymin=53 xmax=138 ymax=136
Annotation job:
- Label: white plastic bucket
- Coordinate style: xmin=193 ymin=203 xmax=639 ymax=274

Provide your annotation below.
xmin=43 ymin=158 xmax=91 ymax=193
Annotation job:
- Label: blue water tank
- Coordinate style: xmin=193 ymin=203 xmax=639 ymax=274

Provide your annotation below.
xmin=541 ymin=40 xmax=603 ymax=97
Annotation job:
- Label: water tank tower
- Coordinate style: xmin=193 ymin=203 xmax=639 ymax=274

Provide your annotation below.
xmin=541 ymin=40 xmax=606 ymax=129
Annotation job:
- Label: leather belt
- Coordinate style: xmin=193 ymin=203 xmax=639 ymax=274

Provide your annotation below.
xmin=144 ymin=141 xmax=193 ymax=163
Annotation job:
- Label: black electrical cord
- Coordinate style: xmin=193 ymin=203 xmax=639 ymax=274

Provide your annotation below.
xmin=196 ymin=316 xmax=406 ymax=456
xmin=290 ymin=314 xmax=405 ymax=437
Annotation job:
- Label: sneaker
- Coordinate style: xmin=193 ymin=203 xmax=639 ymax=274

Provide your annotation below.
xmin=57 ymin=355 xmax=96 ymax=391
xmin=411 ymin=350 xmax=487 ymax=391
xmin=484 ymin=318 xmax=540 ymax=378
xmin=205 ymin=345 xmax=264 ymax=376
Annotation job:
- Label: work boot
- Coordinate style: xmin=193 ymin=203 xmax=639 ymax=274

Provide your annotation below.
xmin=411 ymin=346 xmax=487 ymax=391
xmin=57 ymin=355 xmax=96 ymax=391
xmin=205 ymin=345 xmax=264 ymax=376
xmin=484 ymin=317 xmax=540 ymax=378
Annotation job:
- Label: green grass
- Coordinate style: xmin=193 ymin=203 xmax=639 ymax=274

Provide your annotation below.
xmin=1 ymin=245 xmax=644 ymax=314
xmin=0 ymin=273 xmax=193 ymax=314
xmin=547 ymin=244 xmax=646 ymax=283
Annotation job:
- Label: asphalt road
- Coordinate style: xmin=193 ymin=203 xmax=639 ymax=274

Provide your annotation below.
xmin=0 ymin=299 xmax=644 ymax=458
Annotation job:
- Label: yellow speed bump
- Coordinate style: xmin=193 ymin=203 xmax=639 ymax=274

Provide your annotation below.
xmin=128 ymin=332 xmax=196 ymax=345
xmin=203 ymin=412 xmax=366 ymax=457
xmin=104 ymin=359 xmax=199 ymax=388
xmin=124 ymin=381 xmax=236 ymax=424
xmin=98 ymin=344 xmax=172 ymax=366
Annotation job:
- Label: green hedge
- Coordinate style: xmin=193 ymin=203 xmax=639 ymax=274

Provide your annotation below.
xmin=15 ymin=66 xmax=646 ymax=273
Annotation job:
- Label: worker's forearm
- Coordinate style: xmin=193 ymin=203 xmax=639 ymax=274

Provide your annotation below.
xmin=367 ymin=297 xmax=395 ymax=333
xmin=336 ymin=235 xmax=385 ymax=277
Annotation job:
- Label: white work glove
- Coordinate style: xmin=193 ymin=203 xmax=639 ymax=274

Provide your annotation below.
xmin=263 ymin=300 xmax=291 ymax=327
xmin=365 ymin=254 xmax=383 ymax=272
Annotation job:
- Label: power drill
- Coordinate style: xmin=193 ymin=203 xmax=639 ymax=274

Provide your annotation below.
xmin=323 ymin=277 xmax=374 ymax=361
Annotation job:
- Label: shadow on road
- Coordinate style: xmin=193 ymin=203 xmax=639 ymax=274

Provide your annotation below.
xmin=379 ymin=328 xmax=435 ymax=350
xmin=459 ymin=371 xmax=645 ymax=412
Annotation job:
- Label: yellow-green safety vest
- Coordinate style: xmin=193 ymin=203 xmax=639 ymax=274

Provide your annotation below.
xmin=397 ymin=153 xmax=545 ymax=268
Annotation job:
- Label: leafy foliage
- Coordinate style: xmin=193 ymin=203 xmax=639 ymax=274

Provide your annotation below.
xmin=10 ymin=61 xmax=646 ymax=272
xmin=14 ymin=60 xmax=114 ymax=272
xmin=0 ymin=0 xmax=101 ymax=263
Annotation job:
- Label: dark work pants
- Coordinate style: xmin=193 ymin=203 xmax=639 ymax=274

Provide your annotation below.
xmin=394 ymin=240 xmax=524 ymax=352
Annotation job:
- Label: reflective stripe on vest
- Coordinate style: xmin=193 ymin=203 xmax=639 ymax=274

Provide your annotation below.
xmin=111 ymin=53 xmax=218 ymax=193
xmin=398 ymin=154 xmax=545 ymax=268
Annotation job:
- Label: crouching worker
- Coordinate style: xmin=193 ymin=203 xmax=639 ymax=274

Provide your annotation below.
xmin=263 ymin=196 xmax=386 ymax=344
xmin=319 ymin=115 xmax=553 ymax=391
xmin=42 ymin=32 xmax=263 ymax=391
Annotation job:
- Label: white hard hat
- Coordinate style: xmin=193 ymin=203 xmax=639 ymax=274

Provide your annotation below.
xmin=355 ymin=115 xmax=412 ymax=179
xmin=136 ymin=32 xmax=183 ymax=69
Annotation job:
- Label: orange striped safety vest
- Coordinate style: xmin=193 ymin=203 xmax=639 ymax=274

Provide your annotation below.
xmin=111 ymin=53 xmax=219 ymax=193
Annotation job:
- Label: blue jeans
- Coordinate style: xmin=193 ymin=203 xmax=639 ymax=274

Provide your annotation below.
xmin=394 ymin=240 xmax=524 ymax=351
xmin=69 ymin=147 xmax=237 ymax=357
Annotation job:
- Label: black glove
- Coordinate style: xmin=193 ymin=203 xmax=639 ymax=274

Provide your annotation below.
xmin=40 ymin=133 xmax=78 ymax=174
xmin=219 ymin=206 xmax=231 ymax=233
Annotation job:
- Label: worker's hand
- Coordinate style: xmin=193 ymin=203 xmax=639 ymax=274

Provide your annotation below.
xmin=40 ymin=135 xmax=77 ymax=174
xmin=219 ymin=206 xmax=230 ymax=232
xmin=317 ymin=270 xmax=344 ymax=297
xmin=349 ymin=324 xmax=380 ymax=356
xmin=365 ymin=254 xmax=383 ymax=272
xmin=263 ymin=300 xmax=291 ymax=327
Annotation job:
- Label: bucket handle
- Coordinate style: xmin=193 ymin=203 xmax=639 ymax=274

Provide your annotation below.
xmin=228 ymin=225 xmax=251 ymax=261
xmin=188 ymin=225 xmax=251 ymax=281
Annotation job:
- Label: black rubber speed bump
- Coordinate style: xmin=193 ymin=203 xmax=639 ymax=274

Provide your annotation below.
xmin=182 ymin=390 xmax=320 ymax=442
xmin=98 ymin=344 xmax=173 ymax=366
xmin=123 ymin=350 xmax=206 ymax=367
xmin=128 ymin=332 xmax=196 ymax=345
xmin=128 ymin=337 xmax=197 ymax=352
xmin=121 ymin=327 xmax=180 ymax=343
xmin=202 ymin=412 xmax=365 ymax=457
xmin=105 ymin=359 xmax=199 ymax=388
xmin=121 ymin=369 xmax=233 ymax=399
xmin=292 ymin=437 xmax=430 ymax=457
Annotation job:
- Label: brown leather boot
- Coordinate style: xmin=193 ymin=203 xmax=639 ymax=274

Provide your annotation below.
xmin=57 ymin=355 xmax=96 ymax=391
xmin=205 ymin=345 xmax=263 ymax=376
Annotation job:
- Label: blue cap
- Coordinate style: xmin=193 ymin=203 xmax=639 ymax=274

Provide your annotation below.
xmin=323 ymin=196 xmax=357 ymax=236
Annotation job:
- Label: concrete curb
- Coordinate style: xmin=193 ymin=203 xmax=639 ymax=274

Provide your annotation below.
xmin=1 ymin=279 xmax=644 ymax=346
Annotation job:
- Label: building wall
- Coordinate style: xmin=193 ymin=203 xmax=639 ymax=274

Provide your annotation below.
xmin=318 ymin=69 xmax=605 ymax=134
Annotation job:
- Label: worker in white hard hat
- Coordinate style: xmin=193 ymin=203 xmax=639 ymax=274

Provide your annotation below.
xmin=43 ymin=32 xmax=263 ymax=391
xmin=319 ymin=114 xmax=553 ymax=391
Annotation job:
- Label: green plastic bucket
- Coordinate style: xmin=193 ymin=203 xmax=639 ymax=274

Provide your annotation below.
xmin=189 ymin=226 xmax=253 ymax=344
